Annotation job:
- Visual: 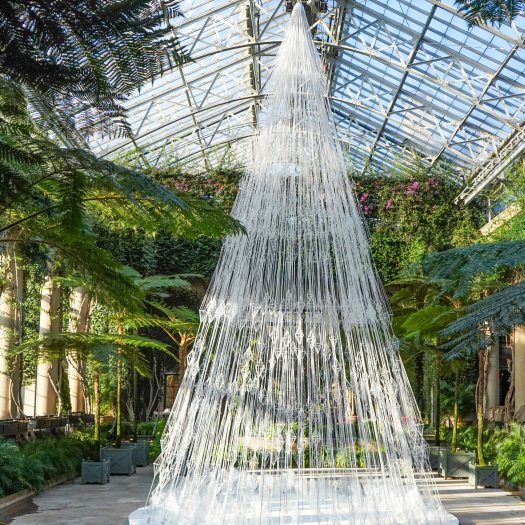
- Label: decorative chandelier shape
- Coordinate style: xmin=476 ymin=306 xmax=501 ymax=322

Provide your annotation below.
xmin=130 ymin=4 xmax=457 ymax=524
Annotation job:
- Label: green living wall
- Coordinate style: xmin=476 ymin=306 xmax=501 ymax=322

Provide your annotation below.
xmin=353 ymin=164 xmax=484 ymax=282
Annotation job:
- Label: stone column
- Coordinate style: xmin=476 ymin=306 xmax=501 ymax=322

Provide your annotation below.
xmin=67 ymin=287 xmax=89 ymax=412
xmin=0 ymin=278 xmax=14 ymax=419
xmin=34 ymin=275 xmax=61 ymax=416
xmin=514 ymin=326 xmax=525 ymax=415
xmin=486 ymin=343 xmax=500 ymax=415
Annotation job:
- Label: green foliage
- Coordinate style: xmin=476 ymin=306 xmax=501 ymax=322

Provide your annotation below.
xmin=0 ymin=435 xmax=95 ymax=497
xmin=493 ymin=423 xmax=525 ymax=484
xmin=140 ymin=418 xmax=167 ymax=461
xmin=455 ymin=0 xmax=524 ymax=26
xmin=420 ymin=241 xmax=525 ymax=357
xmin=353 ymin=162 xmax=483 ymax=282
xmin=0 ymin=0 xmax=188 ymax=136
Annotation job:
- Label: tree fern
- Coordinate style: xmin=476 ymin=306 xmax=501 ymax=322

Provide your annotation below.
xmin=1 ymin=0 xmax=189 ymax=136
xmin=455 ymin=0 xmax=524 ymax=26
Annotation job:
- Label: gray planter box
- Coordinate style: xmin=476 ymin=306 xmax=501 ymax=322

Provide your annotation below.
xmin=33 ymin=416 xmax=53 ymax=430
xmin=442 ymin=451 xmax=475 ymax=479
xmin=81 ymin=413 xmax=94 ymax=424
xmin=469 ymin=464 xmax=498 ymax=489
xmin=123 ymin=441 xmax=150 ymax=467
xmin=51 ymin=416 xmax=68 ymax=430
xmin=101 ymin=447 xmax=136 ymax=475
xmin=81 ymin=459 xmax=110 ymax=484
xmin=68 ymin=413 xmax=82 ymax=425
xmin=1 ymin=420 xmax=19 ymax=437
xmin=429 ymin=446 xmax=449 ymax=471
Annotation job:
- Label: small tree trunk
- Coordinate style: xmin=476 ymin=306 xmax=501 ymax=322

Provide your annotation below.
xmin=93 ymin=367 xmax=101 ymax=458
xmin=477 ymin=348 xmax=487 ymax=466
xmin=132 ymin=359 xmax=138 ymax=441
xmin=179 ymin=333 xmax=188 ymax=377
xmin=451 ymin=369 xmax=459 ymax=452
xmin=414 ymin=352 xmax=425 ymax=415
xmin=131 ymin=327 xmax=138 ymax=442
xmin=11 ymin=244 xmax=24 ymax=418
xmin=116 ymin=321 xmax=123 ymax=447
xmin=0 ymin=255 xmax=15 ymax=419
xmin=433 ymin=351 xmax=442 ymax=446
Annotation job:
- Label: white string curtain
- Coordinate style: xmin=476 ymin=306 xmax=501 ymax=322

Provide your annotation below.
xmin=131 ymin=4 xmax=457 ymax=524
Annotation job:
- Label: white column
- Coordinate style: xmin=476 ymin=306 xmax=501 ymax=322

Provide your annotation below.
xmin=10 ymin=251 xmax=23 ymax=418
xmin=34 ymin=275 xmax=61 ymax=416
xmin=0 ymin=277 xmax=14 ymax=419
xmin=514 ymin=326 xmax=525 ymax=414
xmin=67 ymin=287 xmax=89 ymax=412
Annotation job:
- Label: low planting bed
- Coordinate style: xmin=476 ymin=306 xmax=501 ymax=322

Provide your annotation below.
xmin=0 ymin=434 xmax=96 ymax=497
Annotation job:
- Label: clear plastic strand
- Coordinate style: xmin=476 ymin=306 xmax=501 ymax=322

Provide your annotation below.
xmin=130 ymin=4 xmax=457 ymax=525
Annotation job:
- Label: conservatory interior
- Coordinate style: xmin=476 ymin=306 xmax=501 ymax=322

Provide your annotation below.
xmin=2 ymin=0 xmax=525 ymax=524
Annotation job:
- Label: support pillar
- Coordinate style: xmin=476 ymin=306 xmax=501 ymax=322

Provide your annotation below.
xmin=514 ymin=326 xmax=525 ymax=418
xmin=26 ymin=275 xmax=61 ymax=417
xmin=0 ymin=277 xmax=14 ymax=419
xmin=486 ymin=343 xmax=500 ymax=415
xmin=67 ymin=287 xmax=89 ymax=412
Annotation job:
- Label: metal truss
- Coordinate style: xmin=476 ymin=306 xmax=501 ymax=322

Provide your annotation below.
xmin=87 ymin=0 xmax=525 ymax=202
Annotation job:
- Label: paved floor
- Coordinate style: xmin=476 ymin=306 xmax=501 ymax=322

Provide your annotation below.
xmin=436 ymin=477 xmax=525 ymax=525
xmin=3 ymin=468 xmax=525 ymax=524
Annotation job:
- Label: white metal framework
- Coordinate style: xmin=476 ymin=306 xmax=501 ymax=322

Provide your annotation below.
xmin=88 ymin=0 xmax=525 ymax=202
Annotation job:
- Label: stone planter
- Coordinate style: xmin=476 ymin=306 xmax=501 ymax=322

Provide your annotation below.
xmin=51 ymin=416 xmax=68 ymax=430
xmin=17 ymin=420 xmax=28 ymax=435
xmin=101 ymin=447 xmax=136 ymax=475
xmin=33 ymin=416 xmax=53 ymax=430
xmin=68 ymin=413 xmax=82 ymax=425
xmin=81 ymin=413 xmax=94 ymax=424
xmin=0 ymin=420 xmax=19 ymax=437
xmin=81 ymin=459 xmax=110 ymax=484
xmin=442 ymin=451 xmax=475 ymax=479
xmin=428 ymin=445 xmax=442 ymax=470
xmin=123 ymin=441 xmax=150 ymax=467
xmin=469 ymin=464 xmax=498 ymax=489
xmin=0 ymin=419 xmax=28 ymax=437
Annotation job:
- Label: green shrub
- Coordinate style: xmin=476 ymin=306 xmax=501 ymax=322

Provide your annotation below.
xmin=0 ymin=434 xmax=95 ymax=497
xmin=148 ymin=418 xmax=166 ymax=461
xmin=493 ymin=423 xmax=525 ymax=485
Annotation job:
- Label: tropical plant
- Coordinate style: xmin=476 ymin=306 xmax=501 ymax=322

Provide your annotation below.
xmin=0 ymin=434 xmax=94 ymax=496
xmin=0 ymin=0 xmax=188 ymax=136
xmin=388 ymin=275 xmax=460 ymax=438
xmin=494 ymin=423 xmax=525 ymax=484
xmin=455 ymin=0 xmax=524 ymax=26
xmin=422 ymin=241 xmax=525 ymax=356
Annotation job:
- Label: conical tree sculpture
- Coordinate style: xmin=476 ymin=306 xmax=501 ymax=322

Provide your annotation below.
xmin=131 ymin=4 xmax=457 ymax=524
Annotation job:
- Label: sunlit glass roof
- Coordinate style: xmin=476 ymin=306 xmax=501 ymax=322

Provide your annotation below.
xmin=88 ymin=0 xmax=525 ymax=204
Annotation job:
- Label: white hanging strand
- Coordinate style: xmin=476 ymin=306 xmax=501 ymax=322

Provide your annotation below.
xmin=130 ymin=4 xmax=457 ymax=524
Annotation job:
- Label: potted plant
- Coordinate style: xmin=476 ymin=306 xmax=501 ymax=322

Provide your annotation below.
xmin=101 ymin=445 xmax=136 ymax=475
xmin=81 ymin=457 xmax=111 ymax=484
xmin=122 ymin=440 xmax=150 ymax=467
xmin=467 ymin=343 xmax=498 ymax=488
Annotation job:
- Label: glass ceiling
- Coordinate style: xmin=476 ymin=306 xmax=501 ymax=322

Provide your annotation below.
xmin=88 ymin=0 xmax=525 ymax=204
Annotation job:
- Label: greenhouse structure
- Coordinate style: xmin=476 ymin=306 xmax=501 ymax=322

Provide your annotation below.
xmin=2 ymin=1 xmax=525 ymax=524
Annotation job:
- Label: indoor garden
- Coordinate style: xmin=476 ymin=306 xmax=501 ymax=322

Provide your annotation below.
xmin=1 ymin=0 xmax=525 ymax=524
